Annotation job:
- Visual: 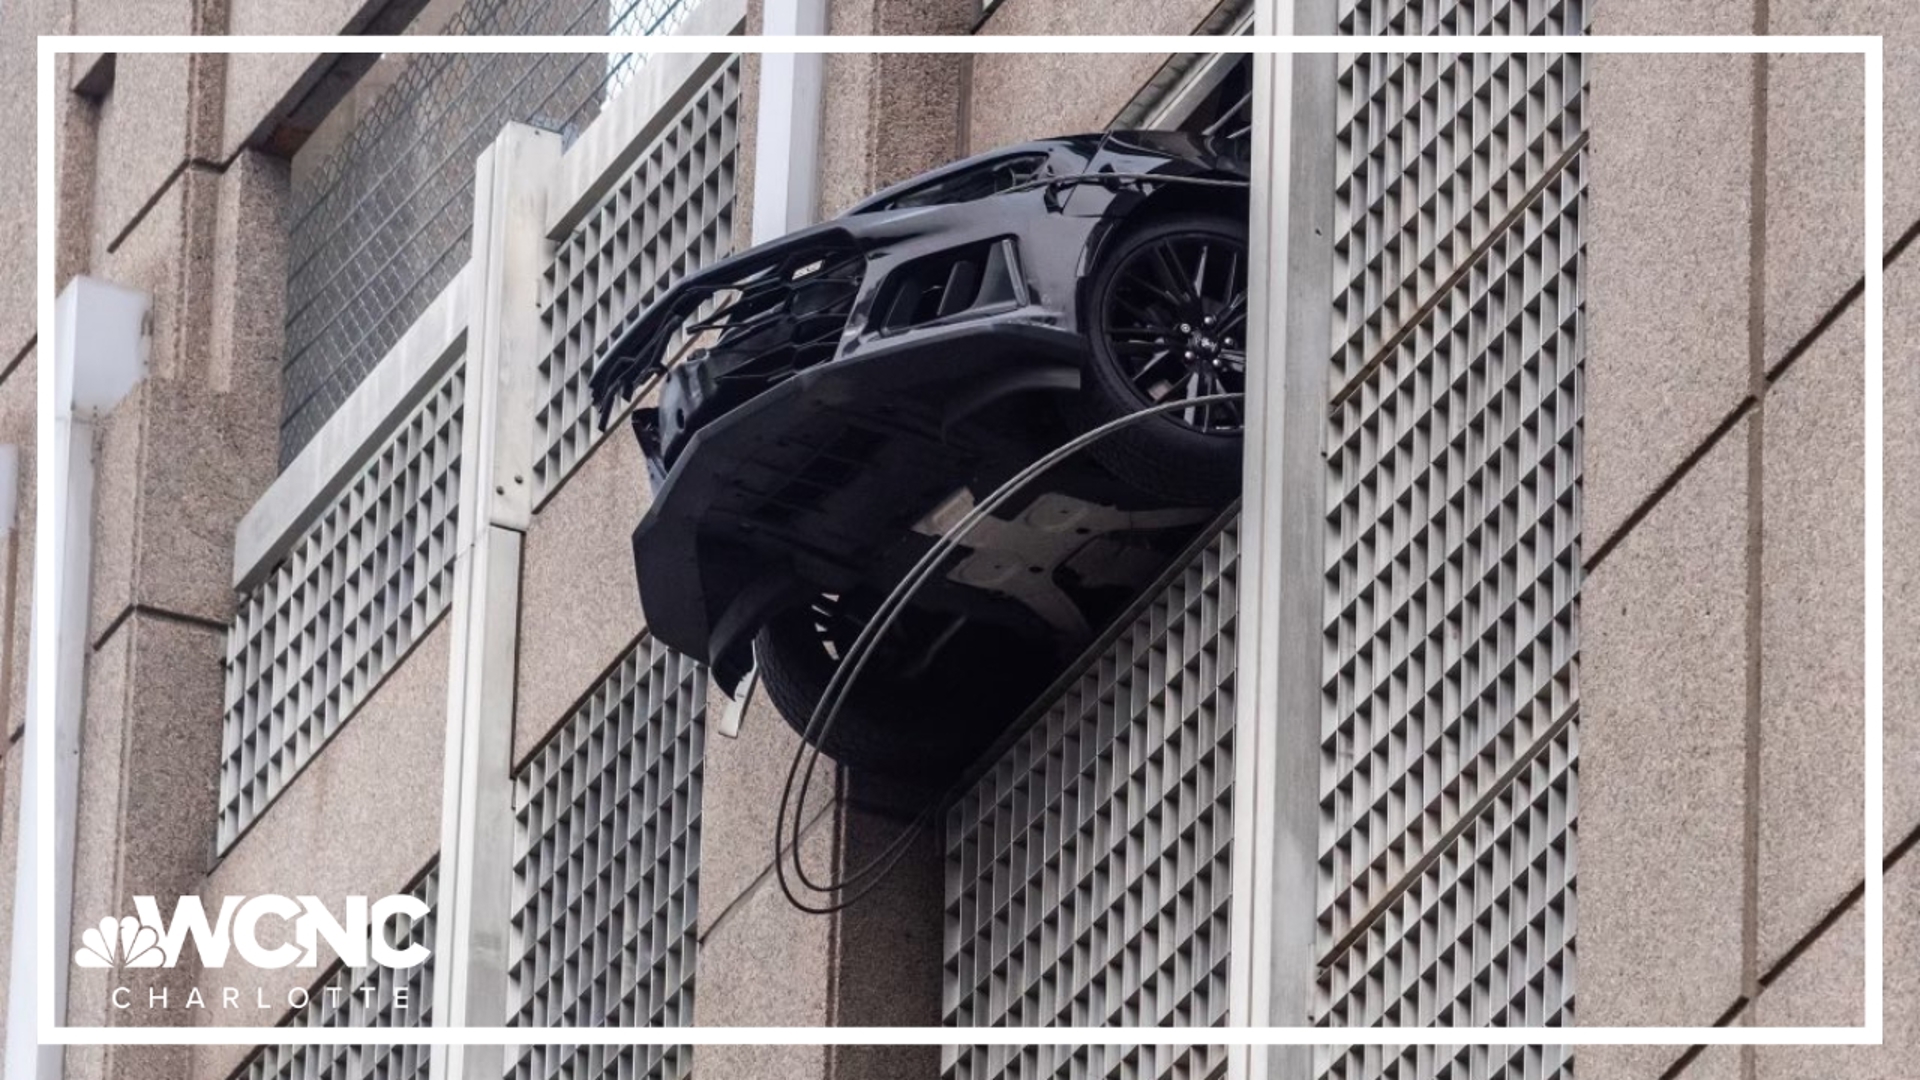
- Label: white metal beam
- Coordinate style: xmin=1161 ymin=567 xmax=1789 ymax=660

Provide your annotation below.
xmin=750 ymin=0 xmax=827 ymax=242
xmin=6 ymin=277 xmax=149 ymax=1080
xmin=430 ymin=122 xmax=560 ymax=1080
xmin=1228 ymin=1 xmax=1334 ymax=1076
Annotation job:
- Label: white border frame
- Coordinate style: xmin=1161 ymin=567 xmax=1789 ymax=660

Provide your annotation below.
xmin=31 ymin=33 xmax=1884 ymax=1049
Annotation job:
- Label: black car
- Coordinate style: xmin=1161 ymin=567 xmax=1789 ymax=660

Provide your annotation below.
xmin=588 ymin=129 xmax=1251 ymax=783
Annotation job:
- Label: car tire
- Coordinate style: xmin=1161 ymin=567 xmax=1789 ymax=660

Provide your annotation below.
xmin=753 ymin=599 xmax=1055 ymax=786
xmin=1071 ymin=210 xmax=1248 ymax=504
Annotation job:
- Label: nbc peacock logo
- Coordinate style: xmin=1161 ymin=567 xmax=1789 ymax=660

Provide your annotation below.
xmin=74 ymin=916 xmax=165 ymax=970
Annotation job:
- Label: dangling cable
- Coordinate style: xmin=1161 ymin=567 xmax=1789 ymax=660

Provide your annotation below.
xmin=773 ymin=391 xmax=1248 ymax=914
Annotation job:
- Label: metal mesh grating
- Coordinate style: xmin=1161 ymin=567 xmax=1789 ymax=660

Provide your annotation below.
xmin=942 ymin=522 xmax=1238 ymax=1080
xmin=1316 ymin=725 xmax=1576 ymax=1080
xmin=1318 ymin=0 xmax=1585 ymax=1067
xmin=219 ymin=365 xmax=465 ymax=853
xmin=280 ymin=0 xmax=695 ymax=464
xmin=1329 ymin=32 xmax=1587 ymax=389
xmin=1319 ymin=144 xmax=1585 ymax=958
xmin=532 ymin=58 xmax=742 ymax=501
xmin=507 ymin=635 xmax=706 ymax=1080
xmin=229 ymin=863 xmax=438 ymax=1080
xmin=944 ymin=1047 xmax=1226 ymax=1080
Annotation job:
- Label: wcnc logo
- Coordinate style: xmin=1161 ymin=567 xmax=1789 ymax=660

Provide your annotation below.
xmin=74 ymin=895 xmax=431 ymax=972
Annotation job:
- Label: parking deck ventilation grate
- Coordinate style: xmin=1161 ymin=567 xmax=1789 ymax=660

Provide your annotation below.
xmin=506 ymin=635 xmax=706 ymax=1080
xmin=1317 ymin=2 xmax=1586 ymax=1074
xmin=218 ymin=364 xmax=464 ymax=854
xmin=944 ymin=1046 xmax=1229 ymax=1080
xmin=1329 ymin=29 xmax=1587 ymax=393
xmin=229 ymin=862 xmax=438 ymax=1080
xmin=533 ymin=57 xmax=741 ymax=503
xmin=1316 ymin=723 xmax=1577 ymax=1079
xmin=942 ymin=522 xmax=1238 ymax=1080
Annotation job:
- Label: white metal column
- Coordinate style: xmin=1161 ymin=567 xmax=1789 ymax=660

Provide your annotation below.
xmin=750 ymin=0 xmax=826 ymax=242
xmin=1227 ymin=2 xmax=1335 ymax=1075
xmin=431 ymin=122 xmax=560 ymax=1080
xmin=5 ymin=278 xmax=148 ymax=1080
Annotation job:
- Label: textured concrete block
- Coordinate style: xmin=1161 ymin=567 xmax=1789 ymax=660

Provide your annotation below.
xmin=0 ymin=358 xmax=34 ymax=742
xmin=733 ymin=46 xmax=761 ymax=249
xmin=210 ymin=151 xmax=290 ymax=396
xmin=695 ymin=1043 xmax=824 ymax=1080
xmin=819 ymin=50 xmax=968 ymax=219
xmin=1888 ymin=261 xmax=1920 ymax=854
xmin=1594 ymin=0 xmax=1756 ymax=32
xmin=515 ymin=431 xmax=651 ymax=762
xmin=87 ymin=372 xmax=280 ymax=637
xmin=85 ymin=155 xmax=282 ymax=639
xmin=1754 ymin=855 xmax=1913 ymax=1075
xmin=92 ymin=53 xmax=196 ymax=247
xmin=66 ymin=614 xmax=225 ymax=1037
xmin=0 ymin=744 xmax=19 ymax=1042
xmin=1581 ymin=1044 xmax=1740 ymax=1080
xmin=695 ymin=805 xmax=835 ymax=1030
xmin=1587 ymin=53 xmax=1754 ymax=551
xmin=1763 ymin=52 xmax=1864 ymax=365
xmin=1771 ymin=0 xmax=1920 ymax=247
xmin=1581 ymin=427 xmax=1750 ymax=1026
xmin=1760 ymin=305 xmax=1866 ymax=969
xmin=1755 ymin=894 xmax=1864 ymax=1030
xmin=697 ymin=688 xmax=838 ymax=932
xmin=219 ymin=52 xmax=323 ymax=159
xmin=72 ymin=0 xmax=194 ymax=35
xmin=825 ymin=808 xmax=942 ymax=1078
xmin=818 ymin=0 xmax=972 ymax=219
xmin=220 ymin=0 xmax=384 ymax=158
xmin=0 ymin=0 xmax=37 ymax=362
xmin=970 ymin=0 xmax=1217 ymax=153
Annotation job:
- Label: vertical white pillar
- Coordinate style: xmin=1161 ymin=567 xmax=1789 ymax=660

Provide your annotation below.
xmin=431 ymin=122 xmax=560 ymax=1080
xmin=6 ymin=278 xmax=148 ymax=1080
xmin=751 ymin=0 xmax=827 ymax=242
xmin=1228 ymin=3 xmax=1334 ymax=1076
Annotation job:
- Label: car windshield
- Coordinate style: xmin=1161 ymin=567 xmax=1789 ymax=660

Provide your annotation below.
xmin=861 ymin=152 xmax=1051 ymax=211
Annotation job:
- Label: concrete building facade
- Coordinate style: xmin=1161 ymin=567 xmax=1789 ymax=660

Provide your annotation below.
xmin=0 ymin=1 xmax=1909 ymax=1079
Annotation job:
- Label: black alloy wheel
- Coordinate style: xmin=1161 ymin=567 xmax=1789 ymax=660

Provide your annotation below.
xmin=1072 ymin=211 xmax=1249 ymax=503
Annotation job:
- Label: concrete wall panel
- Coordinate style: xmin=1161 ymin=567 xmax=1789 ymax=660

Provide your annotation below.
xmin=1754 ymin=858 xmax=1914 ymax=1068
xmin=1759 ymin=306 xmax=1865 ymax=969
xmin=817 ymin=0 xmax=973 ymax=218
xmin=515 ymin=430 xmax=651 ymax=763
xmin=72 ymin=0 xmax=195 ymax=35
xmin=0 ymin=0 xmax=44 ymax=364
xmin=65 ymin=614 xmax=225 ymax=1080
xmin=92 ymin=54 xmax=201 ymax=249
xmin=968 ymin=0 xmax=1217 ymax=153
xmin=697 ymin=691 xmax=835 ymax=932
xmin=1762 ymin=52 xmax=1864 ymax=365
xmin=220 ymin=0 xmax=387 ymax=159
xmin=1580 ymin=428 xmax=1750 ymax=1027
xmin=1587 ymin=53 xmax=1754 ymax=550
xmin=86 ymin=156 xmax=283 ymax=640
xmin=1594 ymin=0 xmax=1755 ymax=34
xmin=695 ymin=792 xmax=835 ymax=1032
xmin=1886 ymin=259 xmax=1920 ymax=855
xmin=1771 ymin=0 xmax=1920 ymax=247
